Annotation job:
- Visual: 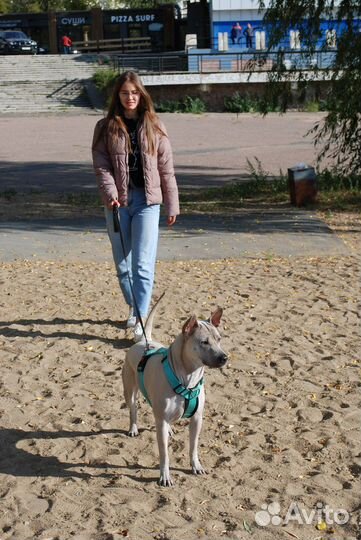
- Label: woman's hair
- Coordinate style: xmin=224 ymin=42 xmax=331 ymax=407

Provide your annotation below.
xmin=99 ymin=71 xmax=164 ymax=155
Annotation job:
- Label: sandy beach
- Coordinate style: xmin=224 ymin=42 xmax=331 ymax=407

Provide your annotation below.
xmin=0 ymin=236 xmax=360 ymax=540
xmin=0 ymin=111 xmax=360 ymax=539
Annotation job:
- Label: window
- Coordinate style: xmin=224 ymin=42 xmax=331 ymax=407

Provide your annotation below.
xmin=290 ymin=30 xmax=301 ymax=49
xmin=255 ymin=30 xmax=266 ymax=50
xmin=326 ymin=29 xmax=336 ymax=48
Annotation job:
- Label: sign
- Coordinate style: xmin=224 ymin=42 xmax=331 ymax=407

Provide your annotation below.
xmin=0 ymin=19 xmax=22 ymax=28
xmin=60 ymin=17 xmax=86 ymax=26
xmin=110 ymin=14 xmax=156 ymax=24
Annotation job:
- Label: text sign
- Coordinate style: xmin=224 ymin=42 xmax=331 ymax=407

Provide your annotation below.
xmin=60 ymin=17 xmax=86 ymax=26
xmin=110 ymin=14 xmax=156 ymax=24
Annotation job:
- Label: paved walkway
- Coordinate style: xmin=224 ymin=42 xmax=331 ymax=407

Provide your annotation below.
xmin=0 ymin=112 xmax=348 ymax=261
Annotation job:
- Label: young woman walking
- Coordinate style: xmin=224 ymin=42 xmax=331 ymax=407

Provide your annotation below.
xmin=92 ymin=71 xmax=179 ymax=341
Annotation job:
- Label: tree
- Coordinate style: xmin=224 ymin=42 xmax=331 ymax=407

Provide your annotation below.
xmin=0 ymin=0 xmax=9 ymax=12
xmin=259 ymin=0 xmax=361 ymax=175
xmin=121 ymin=1 xmax=176 ymax=6
xmin=1 ymin=0 xmax=99 ymax=12
xmin=1 ymin=0 xmax=177 ymax=13
xmin=36 ymin=0 xmax=96 ymax=9
xmin=5 ymin=0 xmax=39 ymax=12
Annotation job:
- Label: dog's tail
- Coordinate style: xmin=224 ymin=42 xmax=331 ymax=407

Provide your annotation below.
xmin=144 ymin=291 xmax=166 ymax=341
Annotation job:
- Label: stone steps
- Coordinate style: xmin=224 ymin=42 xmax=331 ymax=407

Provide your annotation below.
xmin=0 ymin=54 xmax=110 ymax=82
xmin=0 ymin=80 xmax=92 ymax=113
xmin=0 ymin=54 xmax=110 ymax=113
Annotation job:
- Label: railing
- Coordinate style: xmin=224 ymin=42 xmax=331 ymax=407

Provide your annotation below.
xmin=112 ymin=50 xmax=336 ymax=74
xmin=72 ymin=36 xmax=152 ymax=54
xmin=114 ymin=53 xmax=187 ymax=73
xmin=190 ymin=50 xmax=336 ymax=72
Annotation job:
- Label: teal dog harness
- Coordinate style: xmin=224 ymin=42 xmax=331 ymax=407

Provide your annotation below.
xmin=137 ymin=347 xmax=203 ymax=419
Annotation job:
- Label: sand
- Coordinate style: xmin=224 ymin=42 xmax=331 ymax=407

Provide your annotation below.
xmin=0 ymin=213 xmax=360 ymax=540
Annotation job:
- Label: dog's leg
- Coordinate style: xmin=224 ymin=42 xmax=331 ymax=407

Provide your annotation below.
xmin=122 ymin=361 xmax=139 ymax=437
xmin=189 ymin=412 xmax=206 ymax=475
xmin=156 ymin=418 xmax=173 ymax=486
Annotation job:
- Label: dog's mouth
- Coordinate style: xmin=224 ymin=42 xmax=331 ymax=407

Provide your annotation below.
xmin=203 ymin=354 xmax=228 ymax=368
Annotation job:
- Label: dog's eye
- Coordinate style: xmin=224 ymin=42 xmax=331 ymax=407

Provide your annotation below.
xmin=201 ymin=339 xmax=209 ymax=345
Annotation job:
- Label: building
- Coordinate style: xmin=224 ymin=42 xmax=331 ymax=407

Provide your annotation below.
xmin=0 ymin=5 xmax=177 ymax=54
xmin=210 ymin=0 xmax=358 ymax=51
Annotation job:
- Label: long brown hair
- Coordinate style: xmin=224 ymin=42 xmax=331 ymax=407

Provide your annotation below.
xmin=96 ymin=71 xmax=165 ymax=155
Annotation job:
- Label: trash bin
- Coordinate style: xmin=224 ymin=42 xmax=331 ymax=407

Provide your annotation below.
xmin=288 ymin=164 xmax=317 ymax=207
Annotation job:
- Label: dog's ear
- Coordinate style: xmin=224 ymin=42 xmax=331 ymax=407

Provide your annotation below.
xmin=209 ymin=307 xmax=223 ymax=327
xmin=182 ymin=315 xmax=199 ymax=336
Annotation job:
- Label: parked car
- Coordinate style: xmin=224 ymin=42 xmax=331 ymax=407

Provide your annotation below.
xmin=0 ymin=30 xmax=38 ymax=55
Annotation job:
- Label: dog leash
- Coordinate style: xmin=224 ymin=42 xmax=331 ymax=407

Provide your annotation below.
xmin=112 ymin=205 xmax=149 ymax=348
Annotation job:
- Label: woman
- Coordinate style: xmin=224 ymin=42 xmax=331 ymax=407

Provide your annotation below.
xmin=92 ymin=71 xmax=179 ymax=341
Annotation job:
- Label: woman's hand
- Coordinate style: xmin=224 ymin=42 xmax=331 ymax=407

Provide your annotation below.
xmin=107 ymin=199 xmax=120 ymax=210
xmin=167 ymin=216 xmax=177 ymax=226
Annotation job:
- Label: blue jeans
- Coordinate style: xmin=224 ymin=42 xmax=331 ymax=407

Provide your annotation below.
xmin=105 ymin=189 xmax=160 ymax=318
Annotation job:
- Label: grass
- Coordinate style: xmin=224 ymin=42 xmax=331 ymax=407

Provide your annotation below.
xmin=1 ymin=162 xmax=360 ymax=220
xmin=179 ymin=184 xmax=361 ymax=219
xmin=180 ymin=161 xmax=361 ymax=215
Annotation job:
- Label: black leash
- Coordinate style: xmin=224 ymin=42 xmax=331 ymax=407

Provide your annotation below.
xmin=112 ymin=205 xmax=148 ymax=347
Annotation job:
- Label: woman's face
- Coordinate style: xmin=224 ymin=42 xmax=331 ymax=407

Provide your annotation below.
xmin=119 ymin=81 xmax=141 ymax=118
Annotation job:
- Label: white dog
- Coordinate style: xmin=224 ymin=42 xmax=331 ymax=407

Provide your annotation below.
xmin=122 ymin=295 xmax=228 ymax=486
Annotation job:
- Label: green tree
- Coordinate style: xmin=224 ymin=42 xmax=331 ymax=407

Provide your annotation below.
xmin=5 ymin=0 xmax=39 ymax=12
xmin=0 ymin=0 xmax=177 ymax=13
xmin=259 ymin=0 xmax=361 ymax=175
xmin=2 ymin=0 xmax=98 ymax=11
xmin=37 ymin=0 xmax=93 ymax=9
xmin=0 ymin=0 xmax=9 ymax=13
xmin=121 ymin=0 xmax=176 ymax=7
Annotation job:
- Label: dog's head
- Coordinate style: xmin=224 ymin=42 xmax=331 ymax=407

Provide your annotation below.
xmin=182 ymin=307 xmax=228 ymax=369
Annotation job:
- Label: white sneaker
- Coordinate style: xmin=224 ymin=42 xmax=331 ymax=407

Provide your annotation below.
xmin=133 ymin=322 xmax=143 ymax=343
xmin=126 ymin=306 xmax=136 ymax=328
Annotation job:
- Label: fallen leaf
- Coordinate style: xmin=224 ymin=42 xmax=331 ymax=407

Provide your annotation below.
xmin=283 ymin=530 xmax=300 ymax=539
xmin=243 ymin=519 xmax=252 ymax=534
xmin=316 ymin=521 xmax=327 ymax=531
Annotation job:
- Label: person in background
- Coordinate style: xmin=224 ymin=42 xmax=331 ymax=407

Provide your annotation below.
xmin=231 ymin=22 xmax=243 ymax=45
xmin=244 ymin=23 xmax=254 ymax=48
xmin=92 ymin=71 xmax=179 ymax=342
xmin=61 ymin=34 xmax=72 ymax=54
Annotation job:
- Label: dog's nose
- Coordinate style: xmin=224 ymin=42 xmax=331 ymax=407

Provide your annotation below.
xmin=219 ymin=354 xmax=228 ymax=367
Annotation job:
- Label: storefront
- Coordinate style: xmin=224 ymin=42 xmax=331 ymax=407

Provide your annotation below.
xmin=103 ymin=9 xmax=167 ymax=51
xmin=0 ymin=5 xmax=176 ymax=54
xmin=0 ymin=12 xmax=49 ymax=51
xmin=56 ymin=11 xmax=92 ymax=51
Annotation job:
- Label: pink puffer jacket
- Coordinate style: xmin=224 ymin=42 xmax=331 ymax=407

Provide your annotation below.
xmin=92 ymin=118 xmax=180 ymax=217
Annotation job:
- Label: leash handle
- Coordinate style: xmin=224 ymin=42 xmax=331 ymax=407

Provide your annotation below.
xmin=112 ymin=204 xmax=120 ymax=232
xmin=112 ymin=204 xmax=148 ymax=346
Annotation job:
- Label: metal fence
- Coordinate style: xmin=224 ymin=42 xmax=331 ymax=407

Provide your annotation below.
xmin=113 ymin=53 xmax=188 ymax=73
xmin=112 ymin=50 xmax=336 ymax=75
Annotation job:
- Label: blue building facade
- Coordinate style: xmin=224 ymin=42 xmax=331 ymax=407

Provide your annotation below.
xmin=210 ymin=0 xmax=360 ymax=51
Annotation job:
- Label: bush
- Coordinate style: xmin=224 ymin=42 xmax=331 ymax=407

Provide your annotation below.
xmin=155 ymin=100 xmax=181 ymax=113
xmin=93 ymin=69 xmax=118 ymax=92
xmin=182 ymin=96 xmax=206 ymax=114
xmin=155 ymin=96 xmax=207 ymax=114
xmin=224 ymin=92 xmax=254 ymax=113
xmin=305 ymin=101 xmax=320 ymax=112
xmin=317 ymin=169 xmax=361 ymax=192
xmin=224 ymin=92 xmax=280 ymax=113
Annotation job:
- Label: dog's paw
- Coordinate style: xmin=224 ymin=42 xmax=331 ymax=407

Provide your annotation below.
xmin=192 ymin=463 xmax=207 ymax=476
xmin=128 ymin=425 xmax=139 ymax=437
xmin=158 ymin=472 xmax=174 ymax=487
